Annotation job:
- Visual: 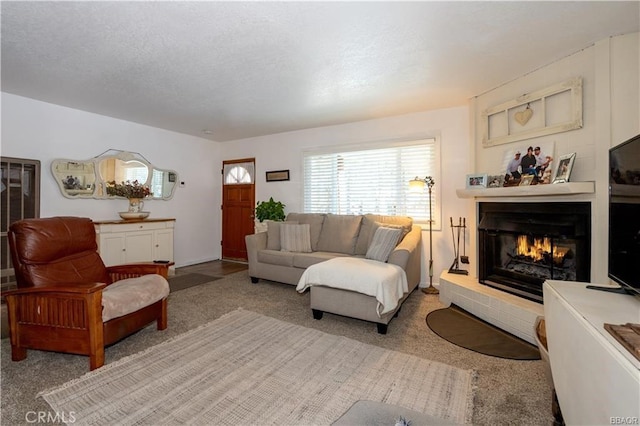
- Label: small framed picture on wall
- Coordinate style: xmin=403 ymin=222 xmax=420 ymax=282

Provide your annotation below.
xmin=265 ymin=170 xmax=290 ymax=182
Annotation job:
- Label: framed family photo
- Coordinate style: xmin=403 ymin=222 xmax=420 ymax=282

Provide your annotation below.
xmin=501 ymin=141 xmax=555 ymax=186
xmin=466 ymin=173 xmax=488 ymax=189
xmin=552 ymin=153 xmax=576 ymax=183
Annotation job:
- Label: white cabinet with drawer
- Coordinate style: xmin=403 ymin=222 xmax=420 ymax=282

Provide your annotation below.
xmin=94 ymin=219 xmax=175 ymax=267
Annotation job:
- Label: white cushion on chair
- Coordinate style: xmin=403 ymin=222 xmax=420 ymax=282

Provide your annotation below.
xmin=101 ymin=274 xmax=170 ymax=322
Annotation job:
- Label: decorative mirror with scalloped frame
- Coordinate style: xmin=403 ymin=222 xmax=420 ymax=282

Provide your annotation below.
xmin=52 ymin=150 xmax=178 ymax=200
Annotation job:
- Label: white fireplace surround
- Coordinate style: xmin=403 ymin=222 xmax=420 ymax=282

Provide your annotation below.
xmin=441 ymin=184 xmax=595 ymax=346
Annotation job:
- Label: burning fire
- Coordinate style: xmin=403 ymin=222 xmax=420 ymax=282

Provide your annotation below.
xmin=517 ymin=235 xmax=569 ymax=264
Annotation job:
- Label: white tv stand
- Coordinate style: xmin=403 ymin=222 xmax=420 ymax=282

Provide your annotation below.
xmin=543 ymin=280 xmax=640 ymax=425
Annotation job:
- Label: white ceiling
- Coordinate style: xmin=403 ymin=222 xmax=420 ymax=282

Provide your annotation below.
xmin=2 ymin=1 xmax=639 ymax=142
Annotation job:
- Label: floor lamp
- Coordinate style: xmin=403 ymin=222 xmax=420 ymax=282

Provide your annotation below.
xmin=409 ymin=176 xmax=438 ymax=295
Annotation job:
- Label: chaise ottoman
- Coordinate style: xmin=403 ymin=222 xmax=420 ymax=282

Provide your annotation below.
xmin=296 ymin=257 xmax=409 ymax=334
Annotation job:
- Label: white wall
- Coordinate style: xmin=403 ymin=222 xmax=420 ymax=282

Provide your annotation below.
xmin=221 ymin=107 xmax=471 ymax=286
xmin=1 ymin=93 xmax=223 ymax=267
xmin=0 ymin=94 xmax=473 ymax=286
xmin=4 ymin=32 xmax=635 ymax=285
xmin=470 ymin=32 xmax=639 ymax=284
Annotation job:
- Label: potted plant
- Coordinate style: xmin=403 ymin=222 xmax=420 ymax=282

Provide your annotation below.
xmin=255 ymin=197 xmax=285 ymax=222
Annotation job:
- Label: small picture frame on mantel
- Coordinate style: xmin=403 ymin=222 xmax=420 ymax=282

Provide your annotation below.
xmin=466 ymin=173 xmax=488 ymax=189
xmin=552 ymin=153 xmax=576 ymax=184
xmin=519 ymin=175 xmax=534 ymax=186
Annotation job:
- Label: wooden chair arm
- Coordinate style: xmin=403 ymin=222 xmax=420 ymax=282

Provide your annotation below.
xmin=1 ymin=282 xmax=106 ymax=298
xmin=107 ymin=262 xmax=174 ymax=280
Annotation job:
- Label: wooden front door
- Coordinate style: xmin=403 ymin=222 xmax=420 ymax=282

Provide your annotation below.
xmin=221 ymin=159 xmax=255 ymax=261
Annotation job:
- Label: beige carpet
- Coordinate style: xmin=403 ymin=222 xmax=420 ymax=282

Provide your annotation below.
xmin=39 ymin=309 xmax=475 ymax=425
xmin=2 ymin=269 xmax=553 ymax=425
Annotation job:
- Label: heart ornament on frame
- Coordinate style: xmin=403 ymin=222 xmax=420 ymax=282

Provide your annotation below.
xmin=515 ymin=104 xmax=533 ymax=126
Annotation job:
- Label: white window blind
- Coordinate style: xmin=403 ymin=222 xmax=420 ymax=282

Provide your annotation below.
xmin=124 ymin=166 xmax=148 ymax=184
xmin=303 ymin=138 xmax=440 ymax=226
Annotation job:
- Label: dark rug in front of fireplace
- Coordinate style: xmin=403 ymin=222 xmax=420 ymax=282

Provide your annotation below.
xmin=426 ymin=304 xmax=541 ymax=360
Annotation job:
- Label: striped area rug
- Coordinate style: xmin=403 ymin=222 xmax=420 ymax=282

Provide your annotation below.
xmin=39 ymin=309 xmax=475 ymax=425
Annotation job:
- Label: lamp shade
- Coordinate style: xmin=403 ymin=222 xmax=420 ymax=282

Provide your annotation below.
xmin=409 ymin=177 xmax=426 ymax=192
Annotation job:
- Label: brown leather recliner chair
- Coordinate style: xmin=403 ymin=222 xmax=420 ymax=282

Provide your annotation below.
xmin=4 ymin=216 xmax=172 ymax=370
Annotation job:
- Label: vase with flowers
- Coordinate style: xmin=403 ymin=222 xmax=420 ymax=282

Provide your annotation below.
xmin=106 ymin=180 xmax=152 ymax=219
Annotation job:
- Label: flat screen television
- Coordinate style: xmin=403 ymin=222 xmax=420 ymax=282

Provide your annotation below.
xmin=608 ymin=133 xmax=640 ymax=295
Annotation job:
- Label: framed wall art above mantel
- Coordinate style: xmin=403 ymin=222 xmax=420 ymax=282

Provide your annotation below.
xmin=481 ymin=77 xmax=583 ymax=147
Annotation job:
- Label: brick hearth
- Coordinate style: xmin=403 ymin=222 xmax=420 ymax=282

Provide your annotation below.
xmin=438 ymin=271 xmax=544 ymax=345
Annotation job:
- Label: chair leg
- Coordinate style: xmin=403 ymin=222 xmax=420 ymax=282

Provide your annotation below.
xmin=6 ymin=296 xmax=26 ymax=362
xmin=89 ymin=348 xmax=105 ymax=371
xmin=11 ymin=345 xmax=27 ymax=362
xmin=87 ymin=291 xmax=105 ymax=371
xmin=157 ymin=298 xmax=168 ymax=330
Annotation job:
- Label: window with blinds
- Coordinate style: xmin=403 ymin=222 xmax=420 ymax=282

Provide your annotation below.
xmin=124 ymin=165 xmax=148 ymax=184
xmin=303 ymin=138 xmax=440 ymax=226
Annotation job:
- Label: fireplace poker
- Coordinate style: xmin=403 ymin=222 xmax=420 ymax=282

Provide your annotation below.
xmin=449 ymin=216 xmax=456 ymax=258
xmin=456 ymin=217 xmax=462 ymax=264
xmin=448 ymin=216 xmax=469 ymax=275
xmin=448 ymin=217 xmax=460 ymax=272
xmin=461 ymin=217 xmax=469 ymax=264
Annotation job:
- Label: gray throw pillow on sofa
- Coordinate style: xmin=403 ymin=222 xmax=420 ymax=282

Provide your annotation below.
xmin=365 ymin=226 xmax=402 ymax=262
xmin=355 ymin=214 xmax=413 ymax=255
xmin=280 ymin=223 xmax=312 ymax=253
xmin=316 ymin=214 xmax=363 ymax=254
xmin=367 ymin=222 xmax=410 ymax=248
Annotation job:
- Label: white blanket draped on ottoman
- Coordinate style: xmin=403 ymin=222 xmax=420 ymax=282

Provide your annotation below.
xmin=296 ymin=257 xmax=408 ymax=317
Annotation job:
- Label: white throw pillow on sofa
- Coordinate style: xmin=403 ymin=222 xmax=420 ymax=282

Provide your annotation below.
xmin=280 ymin=223 xmax=312 ymax=253
xmin=267 ymin=220 xmax=298 ymax=250
xmin=365 ymin=226 xmax=402 ymax=262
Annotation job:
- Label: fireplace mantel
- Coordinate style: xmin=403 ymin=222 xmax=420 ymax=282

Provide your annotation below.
xmin=456 ymin=181 xmax=594 ymax=198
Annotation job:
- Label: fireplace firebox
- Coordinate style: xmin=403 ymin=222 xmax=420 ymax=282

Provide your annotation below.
xmin=478 ymin=202 xmax=591 ymax=303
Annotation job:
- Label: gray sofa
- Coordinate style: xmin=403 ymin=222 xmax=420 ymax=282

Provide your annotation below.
xmin=245 ymin=213 xmax=422 ymax=333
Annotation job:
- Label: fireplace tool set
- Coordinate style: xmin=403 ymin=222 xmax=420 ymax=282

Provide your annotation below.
xmin=449 ymin=217 xmax=469 ymax=275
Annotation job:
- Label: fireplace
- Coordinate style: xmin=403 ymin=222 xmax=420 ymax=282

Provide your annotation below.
xmin=478 ymin=202 xmax=591 ymax=303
